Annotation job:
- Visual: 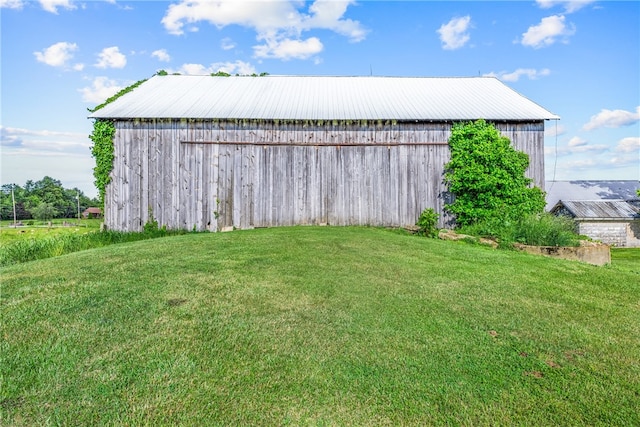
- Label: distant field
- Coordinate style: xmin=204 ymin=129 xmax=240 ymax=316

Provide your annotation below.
xmin=0 ymin=218 xmax=103 ymax=245
xmin=1 ymin=226 xmax=638 ymax=425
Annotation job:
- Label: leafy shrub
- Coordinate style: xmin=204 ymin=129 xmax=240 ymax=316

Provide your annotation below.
xmin=444 ymin=120 xmax=546 ymax=227
xmin=416 ymin=208 xmax=439 ymax=238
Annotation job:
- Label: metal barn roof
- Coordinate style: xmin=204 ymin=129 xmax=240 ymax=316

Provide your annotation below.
xmin=545 ymin=180 xmax=640 ymax=210
xmin=89 ymin=75 xmax=560 ymax=121
xmin=552 ymin=200 xmax=640 ymax=220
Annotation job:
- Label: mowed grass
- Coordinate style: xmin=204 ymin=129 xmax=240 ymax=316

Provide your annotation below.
xmin=1 ymin=227 xmax=638 ymax=426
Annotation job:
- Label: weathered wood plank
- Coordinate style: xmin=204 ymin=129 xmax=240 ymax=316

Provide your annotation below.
xmin=107 ymin=119 xmax=545 ymax=231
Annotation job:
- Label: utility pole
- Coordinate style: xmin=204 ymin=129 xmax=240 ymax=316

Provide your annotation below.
xmin=12 ymin=185 xmax=17 ymax=226
xmin=77 ymin=191 xmax=80 ymax=221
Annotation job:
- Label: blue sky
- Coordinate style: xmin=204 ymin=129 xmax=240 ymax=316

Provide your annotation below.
xmin=1 ymin=0 xmax=638 ymax=198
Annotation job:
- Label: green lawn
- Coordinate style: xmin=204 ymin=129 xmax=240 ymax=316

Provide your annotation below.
xmin=1 ymin=227 xmax=638 ymax=425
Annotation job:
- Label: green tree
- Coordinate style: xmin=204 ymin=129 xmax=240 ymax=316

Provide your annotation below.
xmin=444 ymin=120 xmax=546 ymax=227
xmin=0 ymin=184 xmax=30 ymax=220
xmin=31 ymin=202 xmax=58 ymax=222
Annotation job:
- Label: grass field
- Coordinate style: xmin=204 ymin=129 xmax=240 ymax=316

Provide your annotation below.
xmin=1 ymin=226 xmax=638 ymax=425
xmin=0 ymin=219 xmax=103 ymax=245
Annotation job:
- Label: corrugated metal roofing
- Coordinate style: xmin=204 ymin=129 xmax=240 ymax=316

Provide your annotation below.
xmin=545 ymin=180 xmax=640 ymax=210
xmin=89 ymin=75 xmax=560 ymax=121
xmin=554 ymin=200 xmax=640 ymax=220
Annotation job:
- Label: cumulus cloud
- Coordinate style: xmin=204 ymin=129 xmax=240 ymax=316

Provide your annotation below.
xmin=95 ymin=46 xmax=127 ymax=69
xmin=583 ymin=106 xmax=640 ymax=131
xmin=437 ymin=15 xmax=472 ymax=50
xmin=568 ymin=136 xmax=587 ymax=147
xmin=254 ymin=36 xmax=323 ymax=60
xmin=546 ymin=136 xmax=608 ymax=156
xmin=536 ymin=0 xmax=595 ymax=13
xmin=0 ymin=126 xmax=90 ymax=153
xmin=175 ymin=60 xmax=257 ymax=76
xmin=39 ymin=0 xmax=76 ymax=13
xmin=1 ymin=0 xmax=24 ymax=9
xmin=34 ymin=41 xmax=78 ymax=67
xmin=561 ymin=143 xmax=608 ymax=155
xmin=79 ymin=76 xmax=123 ymax=104
xmin=0 ymin=126 xmax=23 ymax=147
xmin=544 ymin=124 xmax=566 ymax=137
xmin=305 ymin=0 xmax=367 ymax=42
xmin=178 ymin=63 xmax=210 ymax=75
xmin=211 ymin=60 xmax=257 ymax=75
xmin=520 ymin=15 xmax=575 ymax=48
xmin=561 ymin=158 xmax=596 ymax=169
xmin=484 ymin=68 xmax=551 ymax=82
xmin=161 ymin=0 xmax=366 ymax=60
xmin=615 ymin=137 xmax=640 ymax=153
xmin=221 ymin=37 xmax=236 ymax=50
xmin=152 ymin=49 xmax=171 ymax=62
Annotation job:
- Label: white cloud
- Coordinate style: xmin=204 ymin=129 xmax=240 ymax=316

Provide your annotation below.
xmin=1 ymin=0 xmax=24 ymax=9
xmin=615 ymin=137 xmax=640 ymax=153
xmin=536 ymin=0 xmax=595 ymax=13
xmin=544 ymin=124 xmax=566 ymax=137
xmin=305 ymin=0 xmax=367 ymax=42
xmin=34 ymin=41 xmax=78 ymax=67
xmin=221 ymin=37 xmax=236 ymax=50
xmin=484 ymin=68 xmax=551 ymax=82
xmin=161 ymin=0 xmax=366 ymax=61
xmin=179 ymin=63 xmax=210 ymax=75
xmin=211 ymin=60 xmax=257 ymax=75
xmin=176 ymin=60 xmax=257 ymax=76
xmin=437 ymin=15 xmax=471 ymax=50
xmin=95 ymin=46 xmax=127 ymax=69
xmin=609 ymin=155 xmax=639 ymax=167
xmin=152 ymin=49 xmax=171 ymax=62
xmin=583 ymin=106 xmax=640 ymax=131
xmin=521 ymin=15 xmax=575 ymax=48
xmin=562 ymin=158 xmax=596 ymax=169
xmin=79 ymin=76 xmax=123 ymax=104
xmin=0 ymin=126 xmax=90 ymax=154
xmin=39 ymin=0 xmax=76 ymax=13
xmin=546 ymin=136 xmax=608 ymax=156
xmin=568 ymin=136 xmax=587 ymax=147
xmin=254 ymin=36 xmax=323 ymax=60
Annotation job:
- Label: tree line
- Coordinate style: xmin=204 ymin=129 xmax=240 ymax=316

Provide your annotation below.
xmin=1 ymin=176 xmax=100 ymax=221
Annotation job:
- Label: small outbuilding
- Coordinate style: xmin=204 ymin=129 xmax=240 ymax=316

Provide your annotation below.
xmin=545 ymin=180 xmax=640 ymax=210
xmin=89 ymin=75 xmax=559 ymax=232
xmin=82 ymin=207 xmax=102 ymax=219
xmin=551 ymin=200 xmax=640 ymax=247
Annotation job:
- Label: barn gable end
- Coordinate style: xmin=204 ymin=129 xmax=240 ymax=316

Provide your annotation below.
xmin=90 ymin=75 xmax=558 ymax=232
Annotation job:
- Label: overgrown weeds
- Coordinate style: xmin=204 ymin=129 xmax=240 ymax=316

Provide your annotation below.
xmin=0 ymin=228 xmax=188 ymax=267
xmin=458 ymin=213 xmax=581 ymax=248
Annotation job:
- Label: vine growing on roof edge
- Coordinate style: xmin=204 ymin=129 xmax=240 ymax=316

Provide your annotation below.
xmin=88 ymin=75 xmax=152 ymax=206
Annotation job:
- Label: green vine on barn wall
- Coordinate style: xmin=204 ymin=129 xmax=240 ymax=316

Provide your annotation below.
xmin=88 ymin=120 xmax=116 ymax=205
xmin=88 ymin=77 xmax=150 ymax=205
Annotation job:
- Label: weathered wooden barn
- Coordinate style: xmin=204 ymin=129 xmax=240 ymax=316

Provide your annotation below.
xmin=89 ymin=75 xmax=559 ymax=232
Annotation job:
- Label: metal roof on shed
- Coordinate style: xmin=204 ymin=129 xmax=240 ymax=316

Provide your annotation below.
xmin=552 ymin=200 xmax=640 ymax=220
xmin=89 ymin=75 xmax=560 ymax=121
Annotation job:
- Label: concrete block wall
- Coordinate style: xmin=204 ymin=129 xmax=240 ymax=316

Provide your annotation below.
xmin=578 ymin=221 xmax=637 ymax=247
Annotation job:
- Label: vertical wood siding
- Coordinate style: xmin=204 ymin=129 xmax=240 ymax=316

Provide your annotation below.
xmin=106 ymin=119 xmax=545 ymax=231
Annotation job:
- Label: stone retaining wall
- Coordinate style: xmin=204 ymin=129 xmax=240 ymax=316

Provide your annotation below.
xmin=514 ymin=242 xmax=611 ymax=266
